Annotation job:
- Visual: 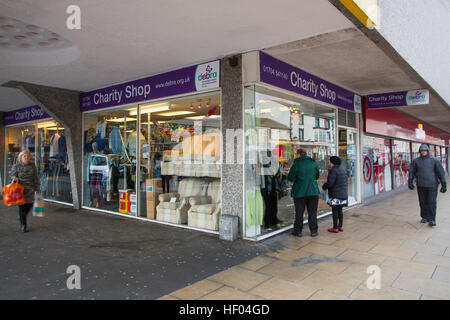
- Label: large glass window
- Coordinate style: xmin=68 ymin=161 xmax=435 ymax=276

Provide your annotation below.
xmin=36 ymin=121 xmax=72 ymax=203
xmin=5 ymin=121 xmax=72 ymax=205
xmin=82 ymin=107 xmax=138 ymax=213
xmin=338 ymin=129 xmax=358 ymax=204
xmin=442 ymin=147 xmax=447 ymax=173
xmin=138 ymin=92 xmax=221 ymax=231
xmin=82 ymin=92 xmax=222 ymax=232
xmin=392 ymin=140 xmax=411 ymax=189
xmin=412 ymin=142 xmax=422 ymax=161
xmin=5 ymin=124 xmax=36 ymax=184
xmin=362 ymin=135 xmax=392 ymax=199
xmin=244 ymin=85 xmax=336 ymax=238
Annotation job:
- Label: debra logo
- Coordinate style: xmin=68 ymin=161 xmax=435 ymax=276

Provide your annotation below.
xmin=198 ymin=65 xmax=217 ymax=81
xmin=406 ymin=89 xmax=429 ymax=106
xmin=195 ymin=61 xmax=220 ymax=91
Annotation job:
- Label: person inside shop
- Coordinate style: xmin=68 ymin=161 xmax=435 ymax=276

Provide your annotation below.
xmin=10 ymin=149 xmax=41 ymax=233
xmin=322 ymin=156 xmax=348 ymax=233
xmin=408 ymin=143 xmax=446 ymax=227
xmin=288 ymin=148 xmax=320 ymax=237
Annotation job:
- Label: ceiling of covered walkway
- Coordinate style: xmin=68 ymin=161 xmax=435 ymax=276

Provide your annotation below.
xmin=0 ymin=0 xmax=448 ymax=133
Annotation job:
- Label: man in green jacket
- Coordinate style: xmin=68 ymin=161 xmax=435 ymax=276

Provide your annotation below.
xmin=288 ymin=148 xmax=320 ymax=237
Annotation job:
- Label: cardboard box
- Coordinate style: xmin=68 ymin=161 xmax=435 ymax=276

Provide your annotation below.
xmin=146 ymin=200 xmax=157 ymax=219
xmin=145 ymin=178 xmax=162 ymax=201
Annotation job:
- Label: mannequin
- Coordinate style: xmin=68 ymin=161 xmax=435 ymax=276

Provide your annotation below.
xmin=260 ymin=150 xmax=282 ymax=229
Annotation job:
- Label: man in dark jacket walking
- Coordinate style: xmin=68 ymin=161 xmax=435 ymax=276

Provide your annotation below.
xmin=288 ymin=148 xmax=320 ymax=237
xmin=408 ymin=143 xmax=447 ymax=226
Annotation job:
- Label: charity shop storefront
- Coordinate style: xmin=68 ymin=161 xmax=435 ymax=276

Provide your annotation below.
xmin=362 ymin=92 xmax=450 ymax=200
xmin=3 ymin=105 xmax=73 ymax=205
xmin=80 ymin=60 xmax=222 ymax=234
xmin=243 ymin=51 xmax=363 ymax=240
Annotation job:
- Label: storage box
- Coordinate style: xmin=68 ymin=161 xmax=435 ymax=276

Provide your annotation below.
xmin=146 ymin=200 xmax=157 ymax=219
xmin=127 ymin=192 xmax=136 ymax=214
xmin=129 ymin=204 xmax=137 ymax=216
xmin=119 ymin=199 xmax=128 ymax=214
xmin=145 ymin=179 xmax=162 ymax=201
xmin=119 ymin=189 xmax=132 ymax=214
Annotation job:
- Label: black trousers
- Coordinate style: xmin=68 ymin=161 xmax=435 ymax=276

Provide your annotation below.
xmin=293 ymin=196 xmax=318 ymax=233
xmin=417 ymin=187 xmax=438 ymax=221
xmin=18 ymin=203 xmax=33 ymax=227
xmin=161 ymin=175 xmax=171 ymax=193
xmin=331 ymin=205 xmax=344 ymax=229
xmin=262 ymin=188 xmax=278 ymax=228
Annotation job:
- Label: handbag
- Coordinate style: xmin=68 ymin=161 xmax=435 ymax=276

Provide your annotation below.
xmin=327 ymin=198 xmax=348 ymax=206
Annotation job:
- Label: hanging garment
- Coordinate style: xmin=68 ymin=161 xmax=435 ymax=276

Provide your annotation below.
xmin=50 ymin=133 xmax=60 ymax=157
xmin=96 ymin=121 xmax=108 ymax=139
xmin=126 ymin=131 xmax=146 ymax=157
xmin=23 ymin=134 xmax=35 ymax=150
xmin=245 ymin=189 xmax=264 ymax=228
xmin=109 ymin=126 xmax=122 ymax=155
xmin=58 ymin=134 xmax=67 ymax=163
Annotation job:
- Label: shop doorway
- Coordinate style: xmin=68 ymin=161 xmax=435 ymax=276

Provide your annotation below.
xmin=338 ymin=128 xmax=358 ymax=205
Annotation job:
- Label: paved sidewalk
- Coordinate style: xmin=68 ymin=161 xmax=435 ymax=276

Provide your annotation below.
xmin=160 ymin=186 xmax=450 ymax=300
xmin=0 ymin=203 xmax=271 ymax=299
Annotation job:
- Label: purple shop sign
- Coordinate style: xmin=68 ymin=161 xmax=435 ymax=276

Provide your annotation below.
xmin=3 ymin=105 xmax=51 ymax=126
xmin=259 ymin=52 xmax=360 ymax=112
xmin=367 ymin=89 xmax=429 ymax=109
xmin=80 ymin=60 xmax=220 ymax=112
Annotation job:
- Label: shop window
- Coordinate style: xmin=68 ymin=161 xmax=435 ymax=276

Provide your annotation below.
xmin=5 ymin=121 xmax=72 ymax=205
xmin=392 ymin=140 xmax=411 ymax=189
xmin=83 ymin=107 xmax=138 ymax=213
xmin=37 ymin=121 xmax=72 ymax=203
xmin=82 ymin=92 xmax=221 ymax=232
xmin=5 ymin=125 xmax=36 ymax=184
xmin=244 ymin=85 xmax=336 ymax=238
xmin=362 ymin=135 xmax=392 ymax=199
xmin=138 ymin=92 xmax=221 ymax=231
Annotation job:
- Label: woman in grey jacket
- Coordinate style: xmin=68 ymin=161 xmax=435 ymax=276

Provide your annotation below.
xmin=10 ymin=149 xmax=40 ymax=233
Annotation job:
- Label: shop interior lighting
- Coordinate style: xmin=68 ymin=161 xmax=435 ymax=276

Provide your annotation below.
xmin=186 ymin=115 xmax=220 ymax=120
xmin=130 ymin=103 xmax=170 ymax=115
xmin=259 ymin=108 xmax=272 ymax=114
xmin=107 ymin=117 xmax=137 ymax=122
xmin=37 ymin=121 xmax=58 ymax=128
xmin=158 ymin=111 xmax=195 ymax=117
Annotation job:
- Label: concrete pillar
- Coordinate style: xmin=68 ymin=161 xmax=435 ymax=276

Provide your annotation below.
xmin=220 ymin=55 xmax=244 ymax=238
xmin=2 ymin=81 xmax=83 ymax=209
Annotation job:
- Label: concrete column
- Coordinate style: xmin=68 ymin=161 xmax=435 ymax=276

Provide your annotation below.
xmin=2 ymin=81 xmax=83 ymax=209
xmin=220 ymin=55 xmax=244 ymax=238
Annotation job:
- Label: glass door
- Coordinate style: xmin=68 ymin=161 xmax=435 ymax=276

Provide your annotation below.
xmin=338 ymin=128 xmax=358 ymax=205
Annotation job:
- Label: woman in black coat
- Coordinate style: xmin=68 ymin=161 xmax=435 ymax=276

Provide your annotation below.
xmin=322 ymin=156 xmax=348 ymax=233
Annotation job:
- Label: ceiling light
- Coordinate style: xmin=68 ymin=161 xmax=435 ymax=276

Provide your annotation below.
xmin=259 ymin=108 xmax=272 ymax=114
xmin=186 ymin=115 xmax=220 ymax=120
xmin=107 ymin=117 xmax=137 ymax=122
xmin=129 ymin=103 xmax=170 ymax=115
xmin=158 ymin=111 xmax=196 ymax=117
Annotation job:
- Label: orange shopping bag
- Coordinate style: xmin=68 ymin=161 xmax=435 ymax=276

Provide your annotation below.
xmin=2 ymin=182 xmax=25 ymax=205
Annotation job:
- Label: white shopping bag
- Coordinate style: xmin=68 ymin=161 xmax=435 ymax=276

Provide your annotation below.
xmin=33 ymin=192 xmax=45 ymax=217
